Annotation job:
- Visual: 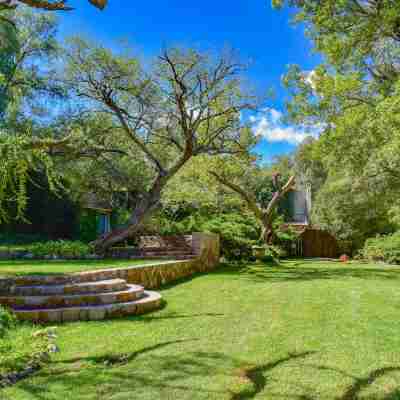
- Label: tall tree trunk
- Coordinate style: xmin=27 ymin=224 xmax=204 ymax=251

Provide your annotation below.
xmin=92 ymin=175 xmax=166 ymax=252
xmin=92 ymin=154 xmax=190 ymax=252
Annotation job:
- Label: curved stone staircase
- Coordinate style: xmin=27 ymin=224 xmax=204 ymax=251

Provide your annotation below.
xmin=0 ymin=274 xmax=162 ymax=323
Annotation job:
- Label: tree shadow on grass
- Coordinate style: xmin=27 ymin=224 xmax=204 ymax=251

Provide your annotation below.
xmin=229 ymin=351 xmax=316 ymax=400
xmin=13 ymin=347 xmax=239 ymax=400
xmin=134 ymin=312 xmax=225 ymax=322
xmin=7 ymin=343 xmax=400 ymax=400
xmin=298 ymin=363 xmax=400 ymax=400
xmin=211 ymin=262 xmax=400 ymax=285
xmin=53 ymin=338 xmax=200 ymax=367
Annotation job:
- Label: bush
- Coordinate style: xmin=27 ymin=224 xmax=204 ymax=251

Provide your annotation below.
xmin=30 ymin=240 xmax=91 ymax=258
xmin=156 ymin=211 xmax=260 ymax=260
xmin=78 ymin=210 xmax=98 ymax=243
xmin=201 ymin=213 xmax=260 ymax=260
xmin=0 ymin=316 xmax=58 ymax=382
xmin=0 ymin=307 xmax=16 ymax=338
xmin=361 ymin=232 xmax=400 ymax=264
xmin=258 ymin=244 xmax=287 ymax=264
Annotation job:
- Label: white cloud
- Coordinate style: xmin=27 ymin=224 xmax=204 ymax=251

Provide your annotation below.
xmin=251 ymin=108 xmax=321 ymax=145
xmin=304 ymin=70 xmax=317 ymax=90
xmin=269 ymin=108 xmax=282 ymax=124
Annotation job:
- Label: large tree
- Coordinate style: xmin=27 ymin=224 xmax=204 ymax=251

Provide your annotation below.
xmin=0 ymin=10 xmax=134 ymax=224
xmin=274 ymin=0 xmax=400 ymax=248
xmin=0 ymin=0 xmax=108 ymax=115
xmin=61 ymin=39 xmax=257 ymax=251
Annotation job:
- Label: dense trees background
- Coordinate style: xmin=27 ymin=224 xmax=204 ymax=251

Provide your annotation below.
xmin=2 ymin=1 xmax=400 ymax=257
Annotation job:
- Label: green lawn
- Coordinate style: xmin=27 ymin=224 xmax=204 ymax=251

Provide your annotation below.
xmin=2 ymin=259 xmax=400 ymax=399
xmin=0 ymin=259 xmax=173 ymax=276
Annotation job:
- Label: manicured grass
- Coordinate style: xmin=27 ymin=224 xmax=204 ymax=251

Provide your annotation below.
xmin=3 ymin=259 xmax=400 ymax=399
xmin=0 ymin=259 xmax=173 ymax=276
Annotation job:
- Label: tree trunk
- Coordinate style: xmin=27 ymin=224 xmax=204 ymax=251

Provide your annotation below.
xmin=92 ymin=176 xmax=166 ymax=253
xmin=210 ymin=173 xmax=295 ymax=247
xmin=260 ymin=220 xmax=274 ymax=245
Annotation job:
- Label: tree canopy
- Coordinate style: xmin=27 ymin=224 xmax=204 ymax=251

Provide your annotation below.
xmin=274 ymin=0 xmax=400 ymax=249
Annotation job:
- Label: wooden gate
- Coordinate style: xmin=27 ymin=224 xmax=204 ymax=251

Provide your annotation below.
xmin=300 ymin=228 xmax=338 ymax=258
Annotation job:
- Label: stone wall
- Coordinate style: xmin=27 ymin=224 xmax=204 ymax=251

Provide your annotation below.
xmin=78 ymin=233 xmax=220 ymax=289
xmin=0 ymin=233 xmax=221 ymax=290
xmin=192 ymin=232 xmax=220 ymax=271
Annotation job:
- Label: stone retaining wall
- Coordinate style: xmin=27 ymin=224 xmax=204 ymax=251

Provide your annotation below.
xmin=1 ymin=233 xmax=220 ymax=290
xmin=0 ymin=233 xmax=218 ymax=262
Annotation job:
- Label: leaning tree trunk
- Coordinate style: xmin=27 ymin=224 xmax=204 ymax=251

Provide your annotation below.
xmin=91 ymin=155 xmax=190 ymax=253
xmin=260 ymin=175 xmax=296 ymax=245
xmin=92 ymin=176 xmax=166 ymax=253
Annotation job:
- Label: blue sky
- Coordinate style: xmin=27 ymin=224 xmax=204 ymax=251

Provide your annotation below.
xmin=58 ymin=0 xmax=320 ymax=162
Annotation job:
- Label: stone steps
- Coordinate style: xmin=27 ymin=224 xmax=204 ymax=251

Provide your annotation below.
xmin=14 ymin=290 xmax=162 ymax=323
xmin=140 ymin=247 xmax=192 ymax=253
xmin=140 ymin=250 xmax=193 ymax=257
xmin=133 ymin=254 xmax=197 ymax=260
xmin=0 ymin=273 xmax=162 ymax=322
xmin=6 ymin=278 xmax=128 ymax=296
xmin=0 ymin=284 xmax=144 ymax=309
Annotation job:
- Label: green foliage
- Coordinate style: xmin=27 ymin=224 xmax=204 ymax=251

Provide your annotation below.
xmin=361 ymin=232 xmax=400 ymax=265
xmin=78 ymin=211 xmax=98 ymax=243
xmin=0 ymin=307 xmax=16 ymax=338
xmin=202 ymin=213 xmax=260 ymax=260
xmin=156 ymin=210 xmax=260 ymax=260
xmin=30 ymin=240 xmax=91 ymax=258
xmin=258 ymin=244 xmax=287 ymax=264
xmin=0 ymin=13 xmax=18 ymax=116
xmin=1 ymin=8 xmax=61 ymax=122
xmin=0 ymin=132 xmax=62 ymax=223
xmin=277 ymin=0 xmax=400 ymax=250
xmin=0 ymin=318 xmax=57 ymax=382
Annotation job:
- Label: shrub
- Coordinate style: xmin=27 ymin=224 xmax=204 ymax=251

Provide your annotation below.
xmin=0 ymin=307 xmax=16 ymax=338
xmin=30 ymin=240 xmax=91 ymax=258
xmin=201 ymin=213 xmax=259 ymax=260
xmin=361 ymin=232 xmax=400 ymax=264
xmin=258 ymin=244 xmax=287 ymax=264
xmin=78 ymin=210 xmax=98 ymax=243
xmin=156 ymin=211 xmax=260 ymax=260
xmin=0 ymin=320 xmax=58 ymax=382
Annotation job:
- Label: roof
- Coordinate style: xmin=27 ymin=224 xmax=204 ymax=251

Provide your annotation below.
xmin=81 ymin=193 xmax=113 ymax=213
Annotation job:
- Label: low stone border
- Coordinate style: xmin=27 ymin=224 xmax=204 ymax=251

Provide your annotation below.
xmin=0 ymin=233 xmax=218 ymax=262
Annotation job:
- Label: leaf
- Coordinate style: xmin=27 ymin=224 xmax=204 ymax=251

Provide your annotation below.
xmin=88 ymin=0 xmax=108 ymax=10
xmin=0 ymin=15 xmax=19 ymax=53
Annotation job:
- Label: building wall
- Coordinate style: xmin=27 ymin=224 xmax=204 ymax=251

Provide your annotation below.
xmin=287 ymin=188 xmax=311 ymax=224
